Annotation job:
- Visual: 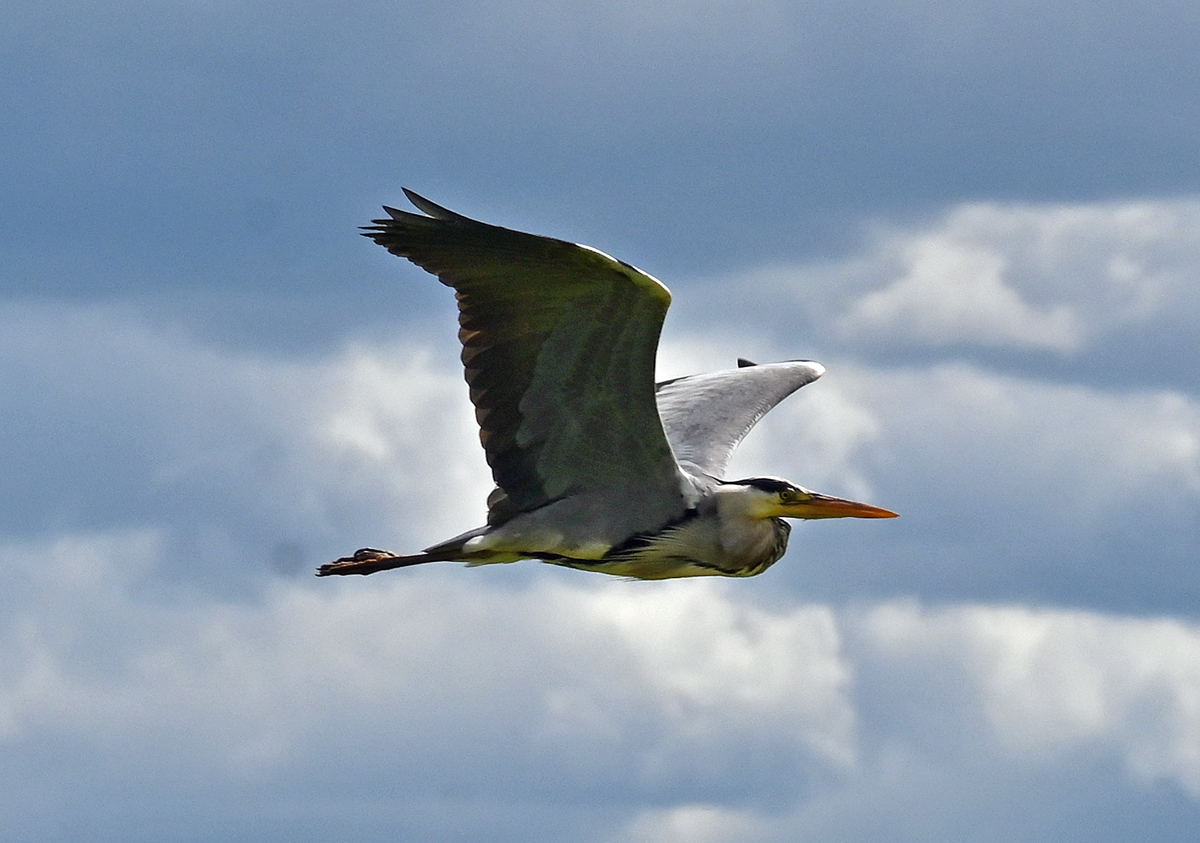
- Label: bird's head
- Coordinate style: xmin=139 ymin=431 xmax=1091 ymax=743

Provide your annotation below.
xmin=730 ymin=477 xmax=898 ymax=521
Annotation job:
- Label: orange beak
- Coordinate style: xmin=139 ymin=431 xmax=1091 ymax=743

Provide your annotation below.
xmin=777 ymin=492 xmax=898 ymax=520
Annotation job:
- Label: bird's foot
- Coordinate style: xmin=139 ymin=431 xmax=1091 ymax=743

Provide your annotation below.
xmin=316 ymin=547 xmax=401 ymax=577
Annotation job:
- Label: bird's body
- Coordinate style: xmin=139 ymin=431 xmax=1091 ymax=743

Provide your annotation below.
xmin=318 ymin=190 xmax=895 ymax=580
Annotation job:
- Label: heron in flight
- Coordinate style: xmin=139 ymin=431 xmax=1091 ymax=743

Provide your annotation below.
xmin=318 ymin=190 xmax=896 ymax=580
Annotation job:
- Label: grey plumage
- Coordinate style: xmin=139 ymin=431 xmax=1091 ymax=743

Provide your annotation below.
xmin=318 ymin=190 xmax=895 ymax=580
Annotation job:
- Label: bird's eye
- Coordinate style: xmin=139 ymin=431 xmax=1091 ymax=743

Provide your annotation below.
xmin=779 ymin=488 xmax=797 ymax=503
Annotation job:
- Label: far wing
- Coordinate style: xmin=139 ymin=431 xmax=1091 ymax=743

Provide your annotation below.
xmin=363 ymin=190 xmax=689 ymax=534
xmin=656 ymin=359 xmax=826 ymax=479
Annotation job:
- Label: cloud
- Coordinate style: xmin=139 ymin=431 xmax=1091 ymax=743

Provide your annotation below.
xmin=3 ymin=190 xmax=1200 ymax=839
xmin=0 ymin=301 xmax=493 ymax=583
xmin=10 ymin=0 xmax=1200 ymax=309
xmin=5 ymin=527 xmax=1200 ymax=841
xmin=857 ymin=601 xmax=1200 ymax=795
xmin=1 ymin=533 xmax=854 ymax=832
xmin=688 ymin=346 xmax=1200 ymax=610
xmin=834 ymin=233 xmax=1082 ymax=351
xmin=6 ymin=0 xmax=1200 ymax=835
xmin=619 ymin=804 xmax=771 ymax=843
xmin=609 ymin=599 xmax=1200 ymax=843
xmin=7 ymin=198 xmax=1200 ymax=612
xmin=723 ymin=198 xmax=1200 ymax=364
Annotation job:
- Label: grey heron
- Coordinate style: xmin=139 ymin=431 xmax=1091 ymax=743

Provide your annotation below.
xmin=318 ymin=190 xmax=896 ymax=580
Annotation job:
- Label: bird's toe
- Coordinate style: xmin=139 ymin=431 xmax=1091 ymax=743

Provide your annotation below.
xmin=316 ymin=547 xmax=399 ymax=576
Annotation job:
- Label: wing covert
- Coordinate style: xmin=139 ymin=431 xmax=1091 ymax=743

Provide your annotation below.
xmin=362 ymin=191 xmax=690 ymax=534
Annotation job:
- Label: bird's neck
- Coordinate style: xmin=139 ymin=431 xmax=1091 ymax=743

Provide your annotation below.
xmin=718 ymin=514 xmax=790 ymax=574
xmin=709 ymin=488 xmax=792 ymax=574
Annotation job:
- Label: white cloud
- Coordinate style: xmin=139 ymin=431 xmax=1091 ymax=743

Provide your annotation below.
xmin=5 ymin=190 xmax=1200 ymax=839
xmin=729 ymin=198 xmax=1200 ymax=355
xmin=835 ymin=233 xmax=1082 ymax=351
xmin=857 ymin=601 xmax=1200 ymax=795
xmin=8 ymin=529 xmax=1200 ymax=841
xmin=855 ymin=362 xmax=1200 ymax=502
xmin=0 ymin=301 xmax=492 ymax=569
xmin=618 ymin=804 xmax=770 ymax=843
xmin=8 ymin=272 xmax=1200 ymax=605
xmin=0 ymin=532 xmax=855 ymax=788
xmin=705 ymin=354 xmax=1200 ymax=564
xmin=604 ymin=600 xmax=1200 ymax=843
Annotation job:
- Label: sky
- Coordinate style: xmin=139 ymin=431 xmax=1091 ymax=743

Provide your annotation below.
xmin=4 ymin=1 xmax=1200 ymax=840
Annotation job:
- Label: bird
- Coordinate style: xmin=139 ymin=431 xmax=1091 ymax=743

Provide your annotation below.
xmin=317 ymin=189 xmax=896 ymax=580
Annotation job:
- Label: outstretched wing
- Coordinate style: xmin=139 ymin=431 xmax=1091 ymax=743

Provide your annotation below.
xmin=363 ymin=190 xmax=689 ymax=531
xmin=655 ymin=359 xmax=826 ymax=480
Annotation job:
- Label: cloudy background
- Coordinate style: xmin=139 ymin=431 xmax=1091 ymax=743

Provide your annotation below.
xmin=5 ymin=1 xmax=1200 ymax=840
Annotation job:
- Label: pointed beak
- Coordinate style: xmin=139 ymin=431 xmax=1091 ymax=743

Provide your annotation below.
xmin=778 ymin=492 xmax=898 ymax=520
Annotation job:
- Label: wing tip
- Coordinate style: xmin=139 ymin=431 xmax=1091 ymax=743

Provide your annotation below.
xmin=739 ymin=358 xmax=826 ymax=380
xmin=401 ymin=188 xmax=470 ymax=221
xmin=792 ymin=359 xmax=826 ymax=379
xmin=359 ymin=190 xmax=470 ymax=241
